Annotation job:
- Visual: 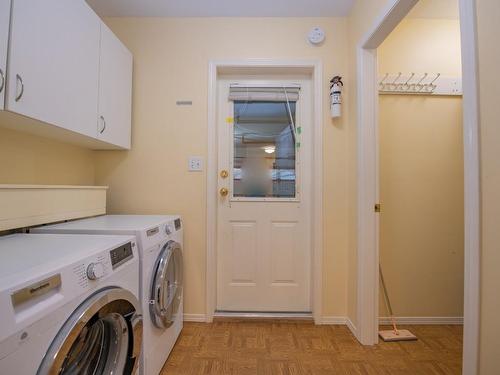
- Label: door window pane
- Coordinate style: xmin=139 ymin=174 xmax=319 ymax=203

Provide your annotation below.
xmin=233 ymin=101 xmax=297 ymax=198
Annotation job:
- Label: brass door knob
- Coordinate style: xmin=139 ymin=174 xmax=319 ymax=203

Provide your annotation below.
xmin=219 ymin=188 xmax=229 ymax=197
xmin=220 ymin=170 xmax=229 ymax=178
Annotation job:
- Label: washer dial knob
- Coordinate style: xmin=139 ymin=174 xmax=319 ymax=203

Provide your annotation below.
xmin=87 ymin=262 xmax=105 ymax=280
xmin=165 ymin=224 xmax=172 ymax=235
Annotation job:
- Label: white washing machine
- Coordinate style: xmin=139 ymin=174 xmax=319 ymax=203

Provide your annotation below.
xmin=0 ymin=233 xmax=142 ymax=375
xmin=33 ymin=215 xmax=184 ymax=375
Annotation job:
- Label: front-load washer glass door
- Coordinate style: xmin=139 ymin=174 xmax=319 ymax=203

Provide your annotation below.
xmin=150 ymin=240 xmax=183 ymax=329
xmin=37 ymin=288 xmax=142 ymax=375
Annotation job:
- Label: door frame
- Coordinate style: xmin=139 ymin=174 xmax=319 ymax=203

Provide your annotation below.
xmin=355 ymin=1 xmax=480 ymax=374
xmin=206 ymin=59 xmax=323 ymax=323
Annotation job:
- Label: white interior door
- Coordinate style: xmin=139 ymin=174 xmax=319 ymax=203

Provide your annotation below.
xmin=216 ymin=78 xmax=312 ymax=312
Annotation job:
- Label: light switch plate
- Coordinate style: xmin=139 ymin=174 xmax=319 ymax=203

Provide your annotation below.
xmin=188 ymin=156 xmax=203 ymax=171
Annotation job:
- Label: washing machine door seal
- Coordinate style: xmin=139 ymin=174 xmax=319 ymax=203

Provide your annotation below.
xmin=37 ymin=287 xmax=143 ymax=375
xmin=150 ymin=240 xmax=183 ymax=329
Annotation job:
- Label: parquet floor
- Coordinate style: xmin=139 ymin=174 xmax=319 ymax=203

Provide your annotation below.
xmin=160 ymin=320 xmax=463 ymax=375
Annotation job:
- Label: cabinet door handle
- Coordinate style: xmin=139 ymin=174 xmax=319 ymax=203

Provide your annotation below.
xmin=0 ymin=68 xmax=4 ymax=94
xmin=99 ymin=115 xmax=106 ymax=134
xmin=15 ymin=74 xmax=24 ymax=101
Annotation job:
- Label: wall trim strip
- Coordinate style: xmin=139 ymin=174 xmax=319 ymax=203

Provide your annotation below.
xmin=183 ymin=314 xmax=207 ymax=322
xmin=379 ymin=316 xmax=464 ymax=325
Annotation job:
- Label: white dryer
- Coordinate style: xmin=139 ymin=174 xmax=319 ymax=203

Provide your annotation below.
xmin=0 ymin=233 xmax=142 ymax=375
xmin=33 ymin=215 xmax=184 ymax=375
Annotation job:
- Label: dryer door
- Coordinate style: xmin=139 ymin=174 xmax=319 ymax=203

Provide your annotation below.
xmin=150 ymin=240 xmax=183 ymax=329
xmin=37 ymin=288 xmax=142 ymax=375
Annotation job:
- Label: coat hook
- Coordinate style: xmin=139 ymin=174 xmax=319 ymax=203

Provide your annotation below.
xmin=429 ymin=73 xmax=441 ymax=85
xmin=428 ymin=73 xmax=441 ymax=91
xmin=403 ymin=72 xmax=415 ymax=91
xmin=379 ymin=73 xmax=389 ymax=90
xmin=416 ymin=73 xmax=428 ymax=91
xmin=390 ymin=72 xmax=402 ymax=90
xmin=423 ymin=73 xmax=440 ymax=92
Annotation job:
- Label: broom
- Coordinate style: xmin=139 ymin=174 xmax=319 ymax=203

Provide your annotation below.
xmin=378 ymin=264 xmax=418 ymax=342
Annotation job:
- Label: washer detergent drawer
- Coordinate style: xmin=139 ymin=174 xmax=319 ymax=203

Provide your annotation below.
xmin=137 ymin=224 xmax=169 ymax=252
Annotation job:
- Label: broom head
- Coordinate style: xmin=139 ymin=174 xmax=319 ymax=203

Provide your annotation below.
xmin=379 ymin=329 xmax=418 ymax=342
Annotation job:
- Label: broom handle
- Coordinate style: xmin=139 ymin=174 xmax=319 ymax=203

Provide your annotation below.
xmin=379 ymin=264 xmax=399 ymax=334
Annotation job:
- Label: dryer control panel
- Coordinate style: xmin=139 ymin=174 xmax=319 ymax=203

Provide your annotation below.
xmin=165 ymin=218 xmax=182 ymax=236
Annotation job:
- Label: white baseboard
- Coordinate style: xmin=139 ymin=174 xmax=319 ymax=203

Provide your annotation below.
xmin=183 ymin=313 xmax=207 ymax=322
xmin=319 ymin=316 xmax=359 ymax=339
xmin=346 ymin=317 xmax=358 ymax=338
xmin=183 ymin=314 xmax=463 ymax=327
xmin=213 ymin=311 xmax=313 ymax=319
xmin=379 ymin=316 xmax=464 ymax=325
xmin=318 ymin=316 xmax=347 ymax=325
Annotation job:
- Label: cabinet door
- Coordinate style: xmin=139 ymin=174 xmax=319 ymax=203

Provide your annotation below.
xmin=6 ymin=0 xmax=100 ymax=138
xmin=97 ymin=22 xmax=132 ymax=149
xmin=0 ymin=0 xmax=10 ymax=110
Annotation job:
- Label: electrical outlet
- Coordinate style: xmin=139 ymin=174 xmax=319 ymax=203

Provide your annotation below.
xmin=188 ymin=156 xmax=203 ymax=171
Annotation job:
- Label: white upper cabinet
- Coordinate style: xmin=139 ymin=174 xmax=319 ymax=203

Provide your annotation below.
xmin=0 ymin=0 xmax=132 ymax=149
xmin=6 ymin=0 xmax=100 ymax=138
xmin=97 ymin=23 xmax=133 ymax=149
xmin=0 ymin=0 xmax=10 ymax=111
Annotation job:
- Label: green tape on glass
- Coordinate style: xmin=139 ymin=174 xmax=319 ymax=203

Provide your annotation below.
xmin=296 ymin=142 xmax=301 ymax=149
xmin=297 ymin=126 xmax=302 ymax=135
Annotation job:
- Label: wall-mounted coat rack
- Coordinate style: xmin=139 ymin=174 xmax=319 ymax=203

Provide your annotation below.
xmin=378 ymin=73 xmax=462 ymax=96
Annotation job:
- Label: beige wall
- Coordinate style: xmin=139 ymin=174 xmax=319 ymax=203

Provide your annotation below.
xmin=378 ymin=19 xmax=464 ymax=317
xmin=476 ymin=0 xmax=500 ymax=373
xmin=94 ymin=17 xmax=350 ymax=317
xmin=0 ymin=127 xmax=95 ymax=185
xmin=378 ymin=19 xmax=462 ymax=75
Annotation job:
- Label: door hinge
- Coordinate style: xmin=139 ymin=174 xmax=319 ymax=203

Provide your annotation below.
xmin=374 ymin=203 xmax=381 ymax=213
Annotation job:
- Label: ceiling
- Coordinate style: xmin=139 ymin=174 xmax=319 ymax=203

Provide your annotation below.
xmin=407 ymin=0 xmax=459 ymax=19
xmin=86 ymin=0 xmax=459 ymax=19
xmin=85 ymin=0 xmax=355 ymax=17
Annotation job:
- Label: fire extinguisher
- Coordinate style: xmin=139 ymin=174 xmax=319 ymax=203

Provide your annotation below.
xmin=330 ymin=76 xmax=343 ymax=118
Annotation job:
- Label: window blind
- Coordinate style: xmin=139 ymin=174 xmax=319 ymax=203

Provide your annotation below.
xmin=228 ymin=85 xmax=300 ymax=102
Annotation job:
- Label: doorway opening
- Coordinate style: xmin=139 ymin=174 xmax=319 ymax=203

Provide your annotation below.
xmin=377 ymin=0 xmax=464 ymax=352
xmin=206 ymin=60 xmax=324 ymax=323
xmin=355 ymin=0 xmax=480 ymax=373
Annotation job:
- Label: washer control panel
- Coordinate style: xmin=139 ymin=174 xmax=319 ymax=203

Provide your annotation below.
xmin=110 ymin=242 xmax=134 ymax=269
